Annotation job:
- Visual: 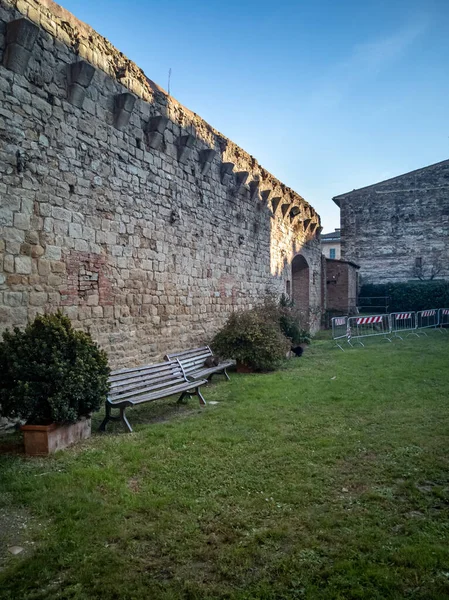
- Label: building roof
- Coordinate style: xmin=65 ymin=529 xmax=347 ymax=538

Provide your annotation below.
xmin=321 ymin=228 xmax=340 ymax=242
xmin=332 ymin=158 xmax=449 ymax=207
xmin=326 ymin=258 xmax=360 ymax=269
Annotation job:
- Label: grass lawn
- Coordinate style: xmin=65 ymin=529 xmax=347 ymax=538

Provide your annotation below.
xmin=1 ymin=333 xmax=449 ymax=599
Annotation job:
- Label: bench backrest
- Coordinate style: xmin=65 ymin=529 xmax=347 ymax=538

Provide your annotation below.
xmin=165 ymin=346 xmax=212 ymax=375
xmin=108 ymin=360 xmax=187 ymax=404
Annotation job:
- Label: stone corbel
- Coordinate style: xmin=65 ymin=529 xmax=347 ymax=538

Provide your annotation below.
xmin=145 ymin=115 xmax=169 ymax=150
xmin=271 ymin=197 xmax=282 ymax=214
xmin=234 ymin=171 xmax=249 ymax=194
xmin=3 ymin=18 xmax=39 ymax=75
xmin=249 ymin=180 xmax=260 ymax=201
xmin=114 ymin=93 xmax=136 ymax=130
xmin=303 ymin=218 xmax=311 ymax=231
xmin=178 ymin=134 xmax=195 ymax=163
xmin=67 ymin=60 xmax=95 ymax=108
xmin=199 ymin=149 xmax=216 ymax=175
xmin=221 ymin=162 xmax=234 ymax=185
xmin=281 ymin=203 xmax=292 ymax=218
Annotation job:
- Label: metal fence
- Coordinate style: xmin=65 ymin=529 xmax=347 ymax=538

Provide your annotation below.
xmin=389 ymin=312 xmax=419 ymax=340
xmin=331 ymin=316 xmax=349 ymax=351
xmin=331 ymin=308 xmax=447 ymax=349
xmin=439 ymin=308 xmax=449 ymax=332
xmin=416 ymin=309 xmax=439 ymax=335
xmin=347 ymin=314 xmax=392 ymax=347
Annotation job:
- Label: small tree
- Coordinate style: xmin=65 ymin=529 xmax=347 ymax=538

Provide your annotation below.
xmin=211 ymin=306 xmax=290 ymax=371
xmin=0 ymin=312 xmax=110 ymax=425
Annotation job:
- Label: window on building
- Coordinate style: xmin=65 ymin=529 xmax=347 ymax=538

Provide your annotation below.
xmin=329 ymin=248 xmax=336 ymax=259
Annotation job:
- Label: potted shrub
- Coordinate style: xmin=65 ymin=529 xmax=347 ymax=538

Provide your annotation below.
xmin=211 ymin=306 xmax=290 ymax=372
xmin=0 ymin=312 xmax=110 ymax=456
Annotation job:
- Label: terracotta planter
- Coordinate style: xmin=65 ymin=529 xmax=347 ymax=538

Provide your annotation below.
xmin=236 ymin=361 xmax=254 ymax=374
xmin=21 ymin=417 xmax=91 ymax=456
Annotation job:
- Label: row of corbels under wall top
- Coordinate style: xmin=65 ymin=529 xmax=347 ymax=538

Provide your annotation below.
xmin=2 ymin=17 xmax=321 ymax=237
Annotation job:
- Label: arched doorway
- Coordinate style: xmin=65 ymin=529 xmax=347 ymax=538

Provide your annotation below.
xmin=291 ymin=254 xmax=310 ymax=328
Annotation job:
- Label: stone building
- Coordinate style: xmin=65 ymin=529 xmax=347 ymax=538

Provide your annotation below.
xmin=325 ymin=258 xmax=359 ymax=315
xmin=321 ymin=228 xmax=341 ymax=259
xmin=333 ymin=159 xmax=449 ymax=284
xmin=0 ymin=0 xmax=323 ymax=367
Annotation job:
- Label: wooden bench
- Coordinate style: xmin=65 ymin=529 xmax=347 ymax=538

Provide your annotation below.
xmin=165 ymin=346 xmax=234 ymax=382
xmin=99 ymin=360 xmax=207 ymax=433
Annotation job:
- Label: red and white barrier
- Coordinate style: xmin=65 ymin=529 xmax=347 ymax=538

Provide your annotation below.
xmin=347 ymin=314 xmax=392 ymax=347
xmin=416 ymin=309 xmax=439 ymax=334
xmin=389 ymin=312 xmax=418 ymax=340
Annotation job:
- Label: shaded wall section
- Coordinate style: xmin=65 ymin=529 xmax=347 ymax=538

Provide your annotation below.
xmin=0 ymin=0 xmax=322 ymax=366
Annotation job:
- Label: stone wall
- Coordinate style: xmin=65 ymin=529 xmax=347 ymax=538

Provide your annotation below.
xmin=334 ymin=160 xmax=449 ymax=285
xmin=0 ymin=0 xmax=322 ymax=367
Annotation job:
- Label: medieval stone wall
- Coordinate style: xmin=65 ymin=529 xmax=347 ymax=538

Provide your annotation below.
xmin=0 ymin=0 xmax=322 ymax=367
xmin=334 ymin=160 xmax=449 ymax=285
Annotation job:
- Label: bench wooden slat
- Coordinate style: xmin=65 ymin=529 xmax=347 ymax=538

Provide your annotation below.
xmin=110 ymin=368 xmax=184 ymax=390
xmin=109 ymin=376 xmax=189 ymax=402
xmin=109 ymin=361 xmax=181 ymax=383
xmin=166 ymin=346 xmax=211 ymax=361
xmin=110 ymin=380 xmax=207 ymax=406
xmin=164 ymin=346 xmax=233 ymax=382
xmin=99 ymin=359 xmax=207 ymax=433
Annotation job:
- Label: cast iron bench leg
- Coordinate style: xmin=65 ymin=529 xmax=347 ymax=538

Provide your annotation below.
xmin=99 ymin=402 xmax=112 ymax=432
xmin=223 ymin=368 xmax=230 ymax=381
xmin=196 ymin=387 xmax=206 ymax=406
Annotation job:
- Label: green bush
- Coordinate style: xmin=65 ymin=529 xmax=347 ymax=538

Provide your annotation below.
xmin=211 ymin=306 xmax=290 ymax=371
xmin=279 ymin=294 xmax=312 ymax=345
xmin=0 ymin=312 xmax=110 ymax=425
xmin=360 ymin=281 xmax=449 ymax=312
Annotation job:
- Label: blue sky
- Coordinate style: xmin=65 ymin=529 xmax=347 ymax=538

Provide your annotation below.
xmin=61 ymin=0 xmax=449 ymax=232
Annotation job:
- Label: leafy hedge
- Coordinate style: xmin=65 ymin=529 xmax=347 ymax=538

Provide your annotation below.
xmin=0 ymin=312 xmax=110 ymax=425
xmin=360 ymin=281 xmax=449 ymax=313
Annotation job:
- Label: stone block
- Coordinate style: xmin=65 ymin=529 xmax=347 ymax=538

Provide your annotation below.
xmin=15 ymin=255 xmax=32 ymax=274
xmin=249 ymin=180 xmax=260 ymax=201
xmin=146 ymin=131 xmax=163 ymax=151
xmin=199 ymin=149 xmax=216 ymax=176
xmin=67 ymin=61 xmax=95 ymax=108
xmin=177 ymin=134 xmax=195 ymax=163
xmin=114 ymin=93 xmax=136 ymax=130
xmin=221 ymin=162 xmax=235 ymax=185
xmin=3 ymin=19 xmax=39 ymax=75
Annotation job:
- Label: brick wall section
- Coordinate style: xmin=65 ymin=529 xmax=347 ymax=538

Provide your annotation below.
xmin=0 ymin=0 xmax=322 ymax=367
xmin=326 ymin=260 xmax=358 ymax=313
xmin=334 ymin=160 xmax=449 ymax=284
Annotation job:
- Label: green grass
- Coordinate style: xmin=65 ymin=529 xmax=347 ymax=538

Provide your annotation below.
xmin=1 ymin=333 xmax=449 ymax=599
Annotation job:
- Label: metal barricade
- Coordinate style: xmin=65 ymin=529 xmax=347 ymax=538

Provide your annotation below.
xmin=331 ymin=316 xmax=349 ymax=351
xmin=416 ymin=309 xmax=439 ymax=335
xmin=389 ymin=312 xmax=419 ymax=340
xmin=439 ymin=308 xmax=449 ymax=333
xmin=347 ymin=314 xmax=392 ymax=347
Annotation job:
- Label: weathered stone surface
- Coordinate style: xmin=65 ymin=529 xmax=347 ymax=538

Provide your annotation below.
xmin=3 ymin=18 xmax=39 ymax=74
xmin=0 ymin=0 xmax=323 ymax=368
xmin=334 ymin=160 xmax=449 ymax=284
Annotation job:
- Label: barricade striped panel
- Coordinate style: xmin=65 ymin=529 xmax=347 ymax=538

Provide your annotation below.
xmin=422 ymin=310 xmax=436 ymax=317
xmin=356 ymin=316 xmax=383 ymax=325
xmin=396 ymin=313 xmax=411 ymax=320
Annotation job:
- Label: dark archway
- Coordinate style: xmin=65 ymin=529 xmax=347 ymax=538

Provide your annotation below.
xmin=291 ymin=254 xmax=310 ymax=328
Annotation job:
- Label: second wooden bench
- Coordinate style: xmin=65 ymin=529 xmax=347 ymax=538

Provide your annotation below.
xmin=165 ymin=346 xmax=234 ymax=382
xmin=99 ymin=360 xmax=207 ymax=433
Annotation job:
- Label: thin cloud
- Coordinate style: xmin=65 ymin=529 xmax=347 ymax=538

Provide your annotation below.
xmin=308 ymin=18 xmax=431 ymax=109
